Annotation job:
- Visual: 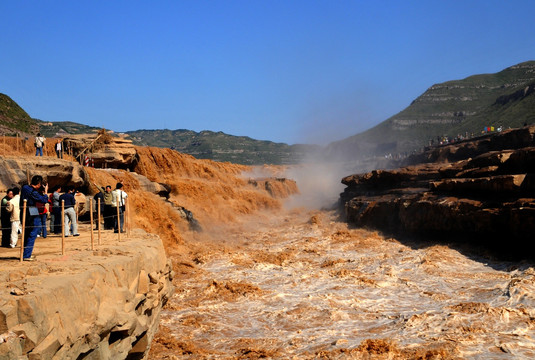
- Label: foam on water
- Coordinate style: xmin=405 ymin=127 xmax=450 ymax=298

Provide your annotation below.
xmin=157 ymin=210 xmax=535 ymax=359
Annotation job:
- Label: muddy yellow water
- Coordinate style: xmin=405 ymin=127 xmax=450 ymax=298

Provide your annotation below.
xmin=153 ymin=210 xmax=535 ymax=359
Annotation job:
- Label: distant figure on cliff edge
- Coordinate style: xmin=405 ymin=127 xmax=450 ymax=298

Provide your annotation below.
xmin=35 ymin=133 xmax=45 ymax=156
xmin=20 ymin=175 xmax=49 ymax=260
xmin=111 ymin=183 xmax=128 ymax=233
xmin=60 ymin=186 xmax=79 ymax=237
xmin=6 ymin=187 xmax=20 ymax=248
xmin=55 ymin=139 xmax=63 ymax=159
xmin=1 ymin=189 xmax=14 ymax=247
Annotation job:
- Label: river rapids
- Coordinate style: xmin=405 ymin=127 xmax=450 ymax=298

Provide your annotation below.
xmin=151 ymin=209 xmax=535 ymax=359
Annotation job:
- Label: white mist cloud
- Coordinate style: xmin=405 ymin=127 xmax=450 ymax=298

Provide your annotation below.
xmin=296 ymin=85 xmax=384 ymax=146
xmin=283 ymin=161 xmax=348 ymax=210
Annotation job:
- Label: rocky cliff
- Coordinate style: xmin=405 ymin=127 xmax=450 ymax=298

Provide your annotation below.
xmin=0 ymin=143 xmax=299 ymax=359
xmin=0 ymin=231 xmax=173 ymax=359
xmin=340 ymin=125 xmax=535 ymax=255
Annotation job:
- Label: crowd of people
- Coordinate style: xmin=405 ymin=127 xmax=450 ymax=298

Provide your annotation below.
xmin=1 ymin=175 xmax=128 ymax=261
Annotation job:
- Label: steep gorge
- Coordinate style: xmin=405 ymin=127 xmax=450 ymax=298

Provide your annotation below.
xmin=0 ymin=143 xmax=299 ymax=359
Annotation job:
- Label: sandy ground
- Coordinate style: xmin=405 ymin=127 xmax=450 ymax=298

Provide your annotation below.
xmin=0 ymin=220 xmax=138 ymax=282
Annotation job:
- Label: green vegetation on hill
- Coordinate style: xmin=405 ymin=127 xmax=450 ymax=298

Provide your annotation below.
xmin=36 ymin=120 xmax=102 ymax=138
xmin=0 ymin=93 xmax=38 ymax=134
xmin=327 ymin=61 xmax=535 ymax=158
xmin=3 ymin=60 xmax=535 ymax=164
xmin=126 ymin=129 xmax=320 ymax=165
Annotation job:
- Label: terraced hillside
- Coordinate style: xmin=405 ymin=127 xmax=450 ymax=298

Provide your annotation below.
xmin=327 ymin=61 xmax=535 ymax=158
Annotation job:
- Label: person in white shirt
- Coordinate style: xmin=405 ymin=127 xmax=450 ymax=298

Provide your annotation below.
xmin=55 ymin=139 xmax=63 ymax=159
xmin=35 ymin=133 xmax=45 ymax=156
xmin=6 ymin=188 xmax=21 ymax=248
xmin=111 ymin=183 xmax=128 ymax=233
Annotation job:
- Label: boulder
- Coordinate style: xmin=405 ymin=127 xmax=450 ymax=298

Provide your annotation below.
xmin=0 ymin=156 xmax=89 ymax=191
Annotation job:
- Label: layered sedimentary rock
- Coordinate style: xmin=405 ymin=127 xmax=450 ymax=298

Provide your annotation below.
xmin=340 ymin=126 xmax=535 ymax=246
xmin=0 ymin=156 xmax=88 ymax=192
xmin=0 ymin=231 xmax=173 ymax=359
xmin=63 ymin=132 xmax=137 ymax=169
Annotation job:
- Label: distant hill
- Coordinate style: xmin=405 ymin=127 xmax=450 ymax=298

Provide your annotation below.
xmin=0 ymin=93 xmax=102 ymax=138
xmin=36 ymin=120 xmax=102 ymax=138
xmin=4 ymin=60 xmax=535 ymax=165
xmin=0 ymin=93 xmax=39 ymax=135
xmin=126 ymin=129 xmax=320 ymax=165
xmin=0 ymin=93 xmax=318 ymax=165
xmin=326 ymin=61 xmax=535 ymax=159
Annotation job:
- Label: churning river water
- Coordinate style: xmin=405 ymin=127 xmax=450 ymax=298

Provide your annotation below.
xmin=154 ymin=210 xmax=535 ymax=359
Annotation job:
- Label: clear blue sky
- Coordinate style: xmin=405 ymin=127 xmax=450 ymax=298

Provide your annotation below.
xmin=1 ymin=1 xmax=535 ymax=145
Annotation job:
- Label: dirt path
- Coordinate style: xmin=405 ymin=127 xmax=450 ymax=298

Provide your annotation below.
xmin=150 ymin=209 xmax=535 ymax=359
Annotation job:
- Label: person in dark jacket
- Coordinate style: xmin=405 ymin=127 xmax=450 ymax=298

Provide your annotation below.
xmin=51 ymin=185 xmax=62 ymax=234
xmin=20 ymin=176 xmax=49 ymax=260
xmin=101 ymin=185 xmax=114 ymax=230
xmin=93 ymin=188 xmax=104 ymax=230
xmin=36 ymin=186 xmax=49 ymax=239
xmin=60 ymin=186 xmax=79 ymax=237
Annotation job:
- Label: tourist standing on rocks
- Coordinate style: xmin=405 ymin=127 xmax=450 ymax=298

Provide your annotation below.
xmin=55 ymin=139 xmax=63 ymax=159
xmin=103 ymin=185 xmax=114 ymax=230
xmin=60 ymin=186 xmax=79 ymax=237
xmin=111 ymin=183 xmax=128 ymax=233
xmin=6 ymin=188 xmax=20 ymax=248
xmin=93 ymin=188 xmax=104 ymax=230
xmin=35 ymin=133 xmax=45 ymax=156
xmin=93 ymin=183 xmax=114 ymax=229
xmin=50 ymin=185 xmax=62 ymax=234
xmin=1 ymin=189 xmax=14 ymax=247
xmin=36 ymin=186 xmax=49 ymax=239
xmin=20 ymin=175 xmax=49 ymax=261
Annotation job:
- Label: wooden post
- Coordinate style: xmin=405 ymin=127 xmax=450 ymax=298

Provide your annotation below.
xmin=116 ymin=204 xmax=121 ymax=241
xmin=97 ymin=197 xmax=101 ymax=245
xmin=89 ymin=198 xmax=94 ymax=250
xmin=123 ymin=198 xmax=127 ymax=237
xmin=126 ymin=197 xmax=131 ymax=237
xmin=61 ymin=200 xmax=65 ymax=255
xmin=20 ymin=200 xmax=27 ymax=262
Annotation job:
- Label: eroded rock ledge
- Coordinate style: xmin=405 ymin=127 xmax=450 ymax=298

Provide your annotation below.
xmin=340 ymin=126 xmax=535 ymax=249
xmin=0 ymin=230 xmax=173 ymax=359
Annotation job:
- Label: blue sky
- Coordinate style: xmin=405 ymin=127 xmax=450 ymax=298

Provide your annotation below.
xmin=1 ymin=1 xmax=535 ymax=145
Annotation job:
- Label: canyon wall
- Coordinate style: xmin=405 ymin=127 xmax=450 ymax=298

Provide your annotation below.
xmin=0 ymin=143 xmax=299 ymax=359
xmin=340 ymin=126 xmax=535 ymax=253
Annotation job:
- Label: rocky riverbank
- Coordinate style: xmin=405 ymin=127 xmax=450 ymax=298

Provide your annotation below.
xmin=340 ymin=125 xmax=535 ymax=254
xmin=0 ymin=229 xmax=173 ymax=359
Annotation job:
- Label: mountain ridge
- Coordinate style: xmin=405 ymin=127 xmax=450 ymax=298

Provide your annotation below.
xmin=326 ymin=61 xmax=535 ymax=159
xmin=126 ymin=128 xmax=320 ymax=165
xmin=2 ymin=60 xmax=535 ymax=164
